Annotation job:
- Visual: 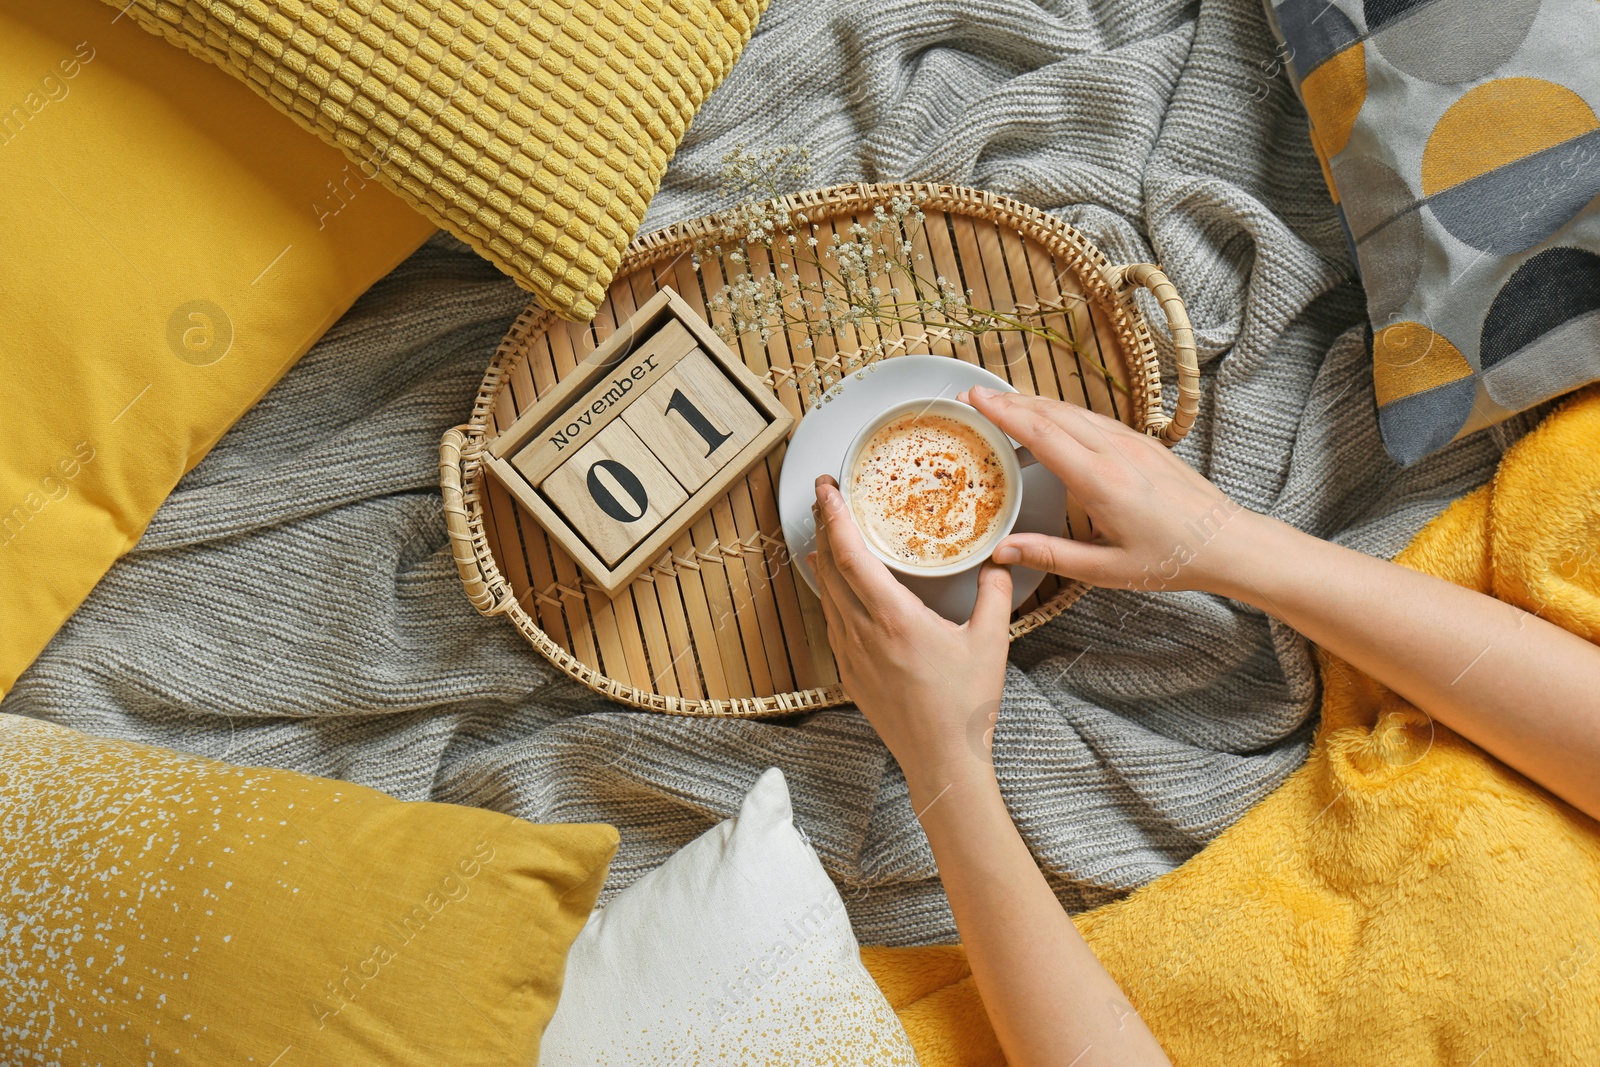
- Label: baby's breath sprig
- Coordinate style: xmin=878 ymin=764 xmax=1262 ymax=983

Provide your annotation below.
xmin=693 ymin=145 xmax=1127 ymax=407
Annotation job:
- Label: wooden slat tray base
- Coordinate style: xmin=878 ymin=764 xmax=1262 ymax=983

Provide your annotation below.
xmin=440 ymin=183 xmax=1198 ymax=717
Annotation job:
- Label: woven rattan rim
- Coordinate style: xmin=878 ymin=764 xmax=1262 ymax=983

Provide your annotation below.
xmin=440 ymin=182 xmax=1199 ymax=716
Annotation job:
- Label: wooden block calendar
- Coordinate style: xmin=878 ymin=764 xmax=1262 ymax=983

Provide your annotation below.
xmin=482 ymin=288 xmax=794 ymax=597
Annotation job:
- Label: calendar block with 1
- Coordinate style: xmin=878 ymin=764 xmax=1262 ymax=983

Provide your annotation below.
xmin=482 ymin=287 xmax=795 ymax=597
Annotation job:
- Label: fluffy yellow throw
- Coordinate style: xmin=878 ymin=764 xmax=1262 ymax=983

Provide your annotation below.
xmin=864 ymin=386 xmax=1600 ymax=1066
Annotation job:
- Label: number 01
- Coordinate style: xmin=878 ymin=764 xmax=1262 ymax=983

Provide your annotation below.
xmin=583 ymin=389 xmax=735 ymax=522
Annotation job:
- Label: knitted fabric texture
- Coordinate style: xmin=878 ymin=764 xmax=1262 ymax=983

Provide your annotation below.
xmin=106 ymin=0 xmax=765 ymax=322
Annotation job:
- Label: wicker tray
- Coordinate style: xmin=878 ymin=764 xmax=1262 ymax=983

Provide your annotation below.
xmin=439 ymin=183 xmax=1199 ymax=717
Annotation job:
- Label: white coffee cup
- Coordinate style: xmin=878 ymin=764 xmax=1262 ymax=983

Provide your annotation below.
xmin=836 ymin=397 xmax=1026 ymax=579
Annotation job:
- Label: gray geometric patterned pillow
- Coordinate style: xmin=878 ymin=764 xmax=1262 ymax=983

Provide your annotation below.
xmin=1265 ymin=0 xmax=1600 ymax=464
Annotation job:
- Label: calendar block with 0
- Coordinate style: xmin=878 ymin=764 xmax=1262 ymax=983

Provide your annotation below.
xmin=482 ymin=287 xmax=795 ymax=596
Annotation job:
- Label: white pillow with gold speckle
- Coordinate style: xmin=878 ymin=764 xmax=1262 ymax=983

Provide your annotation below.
xmin=539 ymin=767 xmax=919 ymax=1066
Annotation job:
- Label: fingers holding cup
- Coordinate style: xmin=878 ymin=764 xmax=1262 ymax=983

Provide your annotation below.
xmin=814 ymin=475 xmax=918 ymax=623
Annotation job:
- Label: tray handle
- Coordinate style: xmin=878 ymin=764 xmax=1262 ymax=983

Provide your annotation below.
xmin=440 ymin=426 xmax=514 ymax=616
xmin=1118 ymin=263 xmax=1199 ymax=447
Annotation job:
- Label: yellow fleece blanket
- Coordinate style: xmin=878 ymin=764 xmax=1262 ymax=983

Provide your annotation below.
xmin=863 ymin=386 xmax=1600 ymax=1066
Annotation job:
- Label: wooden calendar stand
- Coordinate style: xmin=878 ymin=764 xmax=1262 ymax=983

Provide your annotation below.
xmin=482 ymin=288 xmax=795 ymax=596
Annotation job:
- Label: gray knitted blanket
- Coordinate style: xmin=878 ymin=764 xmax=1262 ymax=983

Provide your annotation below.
xmin=4 ymin=0 xmax=1537 ymax=944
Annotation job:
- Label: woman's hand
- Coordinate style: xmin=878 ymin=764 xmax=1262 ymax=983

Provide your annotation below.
xmin=960 ymin=385 xmax=1254 ymax=595
xmin=810 ymin=471 xmax=1176 ymax=1067
xmin=960 ymin=386 xmax=1600 ymax=825
xmin=809 ymin=474 xmax=1012 ymax=805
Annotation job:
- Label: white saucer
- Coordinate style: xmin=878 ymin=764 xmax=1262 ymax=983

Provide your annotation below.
xmin=778 ymin=355 xmax=1068 ymax=623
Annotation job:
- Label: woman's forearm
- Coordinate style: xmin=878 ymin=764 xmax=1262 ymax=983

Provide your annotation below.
xmin=806 ymin=468 xmax=1172 ymax=1065
xmin=850 ymin=385 xmax=1600 ymax=1066
xmin=913 ymin=771 xmax=1171 ymax=1067
xmin=959 ymin=386 xmax=1600 ymax=820
xmin=1211 ymin=513 xmax=1600 ymax=820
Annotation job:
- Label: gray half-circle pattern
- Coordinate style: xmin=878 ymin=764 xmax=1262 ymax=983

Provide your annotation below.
xmin=1336 ymin=154 xmax=1424 ymax=322
xmin=1363 ymin=0 xmax=1433 ymax=31
xmin=1480 ymin=247 xmax=1600 ymax=409
xmin=1482 ymin=310 xmax=1600 ymax=411
xmin=1370 ymin=0 xmax=1540 ymax=84
xmin=1427 ymin=129 xmax=1600 ymax=255
xmin=1480 ymin=246 xmax=1600 ymax=367
xmin=1274 ymin=0 xmax=1364 ymax=79
xmin=1377 ymin=375 xmax=1480 ymax=466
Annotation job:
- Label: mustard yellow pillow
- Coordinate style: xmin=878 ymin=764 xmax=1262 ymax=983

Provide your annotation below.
xmin=107 ymin=0 xmax=767 ymax=321
xmin=0 ymin=713 xmax=617 ymax=1063
xmin=0 ymin=0 xmax=436 ymax=693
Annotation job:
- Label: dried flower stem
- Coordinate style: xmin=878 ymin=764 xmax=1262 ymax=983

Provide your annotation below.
xmin=693 ymin=145 xmax=1130 ymax=406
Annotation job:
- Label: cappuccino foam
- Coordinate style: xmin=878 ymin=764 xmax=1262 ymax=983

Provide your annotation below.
xmin=849 ymin=413 xmax=1007 ymax=567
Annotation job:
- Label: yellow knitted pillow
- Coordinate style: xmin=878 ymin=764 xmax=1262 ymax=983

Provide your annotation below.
xmin=109 ymin=0 xmax=766 ymax=322
xmin=0 ymin=714 xmax=619 ymax=1064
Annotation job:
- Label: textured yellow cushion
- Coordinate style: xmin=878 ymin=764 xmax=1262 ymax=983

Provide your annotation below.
xmin=110 ymin=0 xmax=767 ymax=322
xmin=0 ymin=0 xmax=435 ymax=694
xmin=0 ymin=713 xmax=618 ymax=1063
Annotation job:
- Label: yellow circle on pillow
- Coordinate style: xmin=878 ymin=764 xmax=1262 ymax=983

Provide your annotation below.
xmin=1422 ymin=78 xmax=1600 ymax=196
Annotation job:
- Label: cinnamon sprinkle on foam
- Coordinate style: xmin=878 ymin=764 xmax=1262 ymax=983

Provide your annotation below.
xmin=849 ymin=414 xmax=1007 ymax=566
